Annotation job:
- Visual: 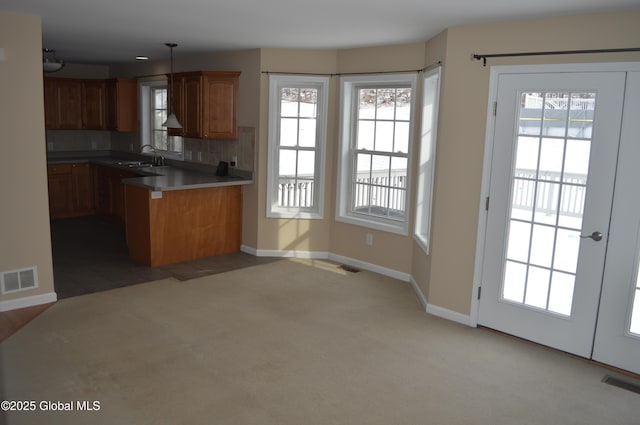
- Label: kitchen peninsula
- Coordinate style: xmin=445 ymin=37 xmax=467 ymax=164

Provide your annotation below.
xmin=47 ymin=156 xmax=251 ymax=267
xmin=121 ymin=163 xmax=249 ymax=267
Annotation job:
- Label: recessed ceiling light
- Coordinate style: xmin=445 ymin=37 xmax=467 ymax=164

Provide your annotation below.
xmin=135 ymin=56 xmax=149 ymax=61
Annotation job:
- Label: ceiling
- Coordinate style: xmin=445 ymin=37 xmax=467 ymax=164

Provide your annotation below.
xmin=2 ymin=0 xmax=638 ymax=65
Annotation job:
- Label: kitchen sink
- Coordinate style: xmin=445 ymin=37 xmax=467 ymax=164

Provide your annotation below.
xmin=116 ymin=161 xmax=156 ymax=168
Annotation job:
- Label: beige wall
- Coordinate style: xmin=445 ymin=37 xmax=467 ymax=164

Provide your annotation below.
xmin=421 ymin=11 xmax=640 ymax=316
xmin=0 ymin=12 xmax=55 ymax=303
xmin=254 ymin=45 xmax=427 ymax=274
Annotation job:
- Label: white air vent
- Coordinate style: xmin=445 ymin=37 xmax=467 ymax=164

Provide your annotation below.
xmin=1 ymin=267 xmax=38 ymax=294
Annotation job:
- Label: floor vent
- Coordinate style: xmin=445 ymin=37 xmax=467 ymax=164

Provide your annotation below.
xmin=339 ymin=265 xmax=361 ymax=273
xmin=1 ymin=267 xmax=38 ymax=294
xmin=602 ymin=375 xmax=640 ymax=395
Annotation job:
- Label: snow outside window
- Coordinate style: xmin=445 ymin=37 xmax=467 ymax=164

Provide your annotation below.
xmin=336 ymin=74 xmax=417 ymax=235
xmin=267 ymin=75 xmax=329 ymax=219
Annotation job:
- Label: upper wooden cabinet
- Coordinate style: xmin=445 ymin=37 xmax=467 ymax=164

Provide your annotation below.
xmin=82 ymin=79 xmax=107 ymax=130
xmin=168 ymin=71 xmax=240 ymax=140
xmin=44 ymin=78 xmax=83 ymax=129
xmin=44 ymin=77 xmax=138 ymax=131
xmin=106 ymin=78 xmax=138 ymax=132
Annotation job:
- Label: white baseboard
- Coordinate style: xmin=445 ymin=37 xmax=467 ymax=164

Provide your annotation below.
xmin=329 ymin=253 xmax=410 ymax=282
xmin=425 ymin=303 xmax=474 ymax=327
xmin=241 ymin=246 xmax=472 ymax=327
xmin=0 ymin=292 xmax=57 ymax=312
xmin=409 ymin=276 xmax=428 ymax=311
xmin=240 ymin=246 xmax=410 ymax=282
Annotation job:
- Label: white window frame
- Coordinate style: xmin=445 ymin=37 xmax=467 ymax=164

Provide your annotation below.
xmin=266 ymin=75 xmax=329 ymax=219
xmin=336 ymin=73 xmax=417 ymax=235
xmin=139 ymin=79 xmax=183 ymax=160
xmin=414 ymin=66 xmax=441 ymax=254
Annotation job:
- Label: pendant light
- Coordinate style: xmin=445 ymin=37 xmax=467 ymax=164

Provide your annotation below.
xmin=162 ymin=43 xmax=183 ymax=129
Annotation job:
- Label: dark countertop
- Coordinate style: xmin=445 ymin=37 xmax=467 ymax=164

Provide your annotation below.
xmin=47 ymin=153 xmax=253 ymax=192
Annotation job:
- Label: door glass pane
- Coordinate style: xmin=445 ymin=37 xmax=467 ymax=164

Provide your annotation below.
xmin=502 ymin=91 xmax=597 ymax=317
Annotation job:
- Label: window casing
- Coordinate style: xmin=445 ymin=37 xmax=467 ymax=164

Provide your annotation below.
xmin=414 ymin=67 xmax=441 ymax=254
xmin=139 ymin=80 xmax=183 ymax=159
xmin=337 ymin=74 xmax=417 ymax=235
xmin=267 ymin=75 xmax=329 ymax=219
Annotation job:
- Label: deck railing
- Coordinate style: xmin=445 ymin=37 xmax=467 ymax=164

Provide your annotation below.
xmin=512 ymin=169 xmax=587 ymax=218
xmin=278 ymin=169 xmax=407 ymax=213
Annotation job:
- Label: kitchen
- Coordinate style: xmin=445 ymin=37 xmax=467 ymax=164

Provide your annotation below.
xmin=44 ymin=63 xmax=261 ymax=298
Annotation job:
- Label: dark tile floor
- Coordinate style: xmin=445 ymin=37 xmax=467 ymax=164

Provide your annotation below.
xmin=51 ymin=216 xmax=278 ymax=299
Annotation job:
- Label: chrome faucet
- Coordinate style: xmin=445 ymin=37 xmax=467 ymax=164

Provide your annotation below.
xmin=140 ymin=144 xmax=159 ymax=165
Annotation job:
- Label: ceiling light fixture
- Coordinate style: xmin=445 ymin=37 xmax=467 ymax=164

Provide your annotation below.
xmin=135 ymin=55 xmax=149 ymax=61
xmin=43 ymin=48 xmax=65 ymax=73
xmin=162 ymin=43 xmax=182 ymax=129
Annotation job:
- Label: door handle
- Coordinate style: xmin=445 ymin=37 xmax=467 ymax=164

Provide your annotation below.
xmin=580 ymin=231 xmax=603 ymax=242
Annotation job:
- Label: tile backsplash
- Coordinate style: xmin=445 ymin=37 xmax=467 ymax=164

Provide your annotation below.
xmin=47 ymin=126 xmax=256 ymax=172
xmin=46 ymin=130 xmax=111 ymax=151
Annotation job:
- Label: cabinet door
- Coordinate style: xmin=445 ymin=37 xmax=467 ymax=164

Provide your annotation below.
xmin=44 ymin=78 xmax=58 ymax=129
xmin=71 ymin=163 xmax=94 ymax=214
xmin=106 ymin=78 xmax=138 ymax=132
xmin=183 ymin=75 xmax=202 ymax=138
xmin=82 ymin=80 xmax=106 ymax=130
xmin=47 ymin=164 xmax=73 ymax=218
xmin=55 ymin=79 xmax=83 ymax=129
xmin=202 ymin=73 xmax=239 ymax=139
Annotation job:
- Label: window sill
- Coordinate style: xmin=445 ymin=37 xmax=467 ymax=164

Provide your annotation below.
xmin=336 ymin=213 xmax=408 ymax=236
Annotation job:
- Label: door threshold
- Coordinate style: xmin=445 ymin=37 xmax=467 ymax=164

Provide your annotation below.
xmin=479 ymin=325 xmax=640 ymax=381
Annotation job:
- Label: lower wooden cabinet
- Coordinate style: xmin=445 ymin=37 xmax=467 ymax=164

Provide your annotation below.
xmin=93 ymin=164 xmax=138 ymax=223
xmin=47 ymin=162 xmax=95 ymax=219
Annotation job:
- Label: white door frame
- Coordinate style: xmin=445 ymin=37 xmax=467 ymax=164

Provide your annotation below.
xmin=470 ymin=61 xmax=640 ymax=327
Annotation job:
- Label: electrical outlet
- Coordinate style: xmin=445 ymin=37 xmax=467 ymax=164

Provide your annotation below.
xmin=129 ymin=143 xmax=134 ymax=151
xmin=230 ymin=155 xmax=237 ymax=167
xmin=197 ymin=151 xmax=202 ymax=161
xmin=365 ymin=233 xmax=374 ymax=246
xmin=47 ymin=142 xmax=54 ymax=151
xmin=91 ymin=140 xmax=97 ymax=149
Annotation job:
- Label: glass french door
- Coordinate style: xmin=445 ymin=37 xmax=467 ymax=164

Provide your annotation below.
xmin=591 ymin=72 xmax=640 ymax=373
xmin=478 ymin=70 xmax=626 ymax=359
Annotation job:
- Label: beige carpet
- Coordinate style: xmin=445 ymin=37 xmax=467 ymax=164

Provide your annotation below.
xmin=1 ymin=258 xmax=638 ymax=424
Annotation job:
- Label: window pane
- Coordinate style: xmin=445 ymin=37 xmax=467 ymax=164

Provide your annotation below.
xmin=153 ymin=88 xmax=167 ymax=109
xmin=371 ymin=155 xmax=390 ymax=180
xmin=280 ymin=118 xmax=298 ymax=147
xmin=376 ymin=89 xmax=396 ymax=119
xmin=299 ymin=89 xmax=317 ymax=118
xmin=548 ymin=271 xmax=575 ymax=316
xmin=299 ymin=118 xmax=316 ymax=148
xmin=375 ymin=121 xmax=394 ymax=152
xmin=358 ymin=89 xmax=376 ymax=119
xmin=519 ymin=92 xmax=543 ymax=136
xmin=281 ymin=88 xmax=298 ymax=117
xmin=297 ymin=150 xmax=315 ymax=176
xmin=357 ymin=121 xmax=375 ymax=150
xmin=356 ymin=153 xmax=371 ymax=176
xmin=395 ymin=88 xmax=412 ymax=120
xmin=503 ymin=261 xmax=527 ymax=303
xmin=543 ymin=92 xmax=569 ymax=137
xmin=567 ymin=93 xmax=595 ymax=138
xmin=525 ymin=266 xmax=551 ymax=309
xmin=394 ymin=122 xmax=410 ymax=154
xmin=154 ymin=110 xmax=167 ymax=129
xmin=279 ymin=149 xmax=297 ymax=177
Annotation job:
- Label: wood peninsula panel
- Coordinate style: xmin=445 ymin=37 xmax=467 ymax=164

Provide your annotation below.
xmin=125 ymin=185 xmax=242 ymax=266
